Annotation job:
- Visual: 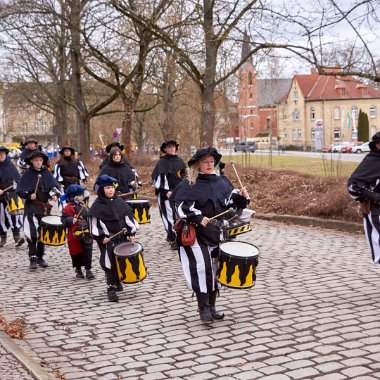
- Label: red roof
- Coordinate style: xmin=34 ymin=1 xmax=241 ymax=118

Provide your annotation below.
xmin=293 ymin=70 xmax=380 ymax=101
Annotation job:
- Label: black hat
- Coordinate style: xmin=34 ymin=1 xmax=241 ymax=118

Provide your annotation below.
xmin=369 ymin=132 xmax=380 ymax=150
xmin=24 ymin=150 xmax=49 ymax=166
xmin=59 ymin=145 xmax=76 ymax=156
xmin=160 ymin=139 xmax=179 ymax=154
xmin=0 ymin=146 xmax=9 ymax=155
xmin=106 ymin=142 xmax=124 ymax=154
xmin=25 ymin=138 xmax=38 ymax=145
xmin=95 ymin=174 xmax=118 ymax=189
xmin=188 ymin=147 xmax=222 ymax=167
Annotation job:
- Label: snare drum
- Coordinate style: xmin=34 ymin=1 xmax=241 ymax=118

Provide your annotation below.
xmin=126 ymin=200 xmax=150 ymax=224
xmin=39 ymin=216 xmax=66 ymax=246
xmin=114 ymin=242 xmax=146 ymax=284
xmin=6 ymin=193 xmax=24 ymax=216
xmin=217 ymin=241 xmax=259 ymax=289
xmin=224 ymin=221 xmax=252 ymax=237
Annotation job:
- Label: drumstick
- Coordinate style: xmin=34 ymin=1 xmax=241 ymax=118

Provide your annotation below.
xmin=34 ymin=174 xmax=42 ymax=194
xmin=229 ymin=161 xmax=244 ymax=189
xmin=109 ymin=228 xmax=127 ymax=241
xmin=2 ymin=184 xmax=15 ymax=192
xmin=118 ymin=191 xmax=134 ymax=197
xmin=75 ymin=205 xmax=86 ymax=218
xmin=209 ymin=208 xmax=234 ymax=220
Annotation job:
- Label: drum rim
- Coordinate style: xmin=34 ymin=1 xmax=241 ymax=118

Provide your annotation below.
xmin=114 ymin=241 xmax=142 ymax=256
xmin=41 ymin=215 xmax=62 ymax=223
xmin=219 ymin=241 xmax=260 ymax=258
xmin=126 ymin=200 xmax=150 ymax=204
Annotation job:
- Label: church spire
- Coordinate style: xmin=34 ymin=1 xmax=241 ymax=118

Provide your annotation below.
xmin=241 ymin=31 xmax=252 ymax=63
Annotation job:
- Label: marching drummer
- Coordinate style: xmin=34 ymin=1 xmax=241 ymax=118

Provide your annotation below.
xmin=0 ymin=146 xmax=25 ymax=247
xmin=16 ymin=150 xmax=62 ymax=270
xmin=171 ymin=147 xmax=250 ymax=323
xmin=61 ymin=184 xmax=94 ymax=280
xmin=88 ymin=174 xmax=138 ymax=302
xmin=151 ymin=139 xmax=186 ymax=250
xmin=17 ymin=138 xmax=42 ymax=173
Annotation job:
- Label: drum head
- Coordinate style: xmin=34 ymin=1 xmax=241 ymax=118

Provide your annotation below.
xmin=114 ymin=242 xmax=142 ymax=257
xmin=127 ymin=200 xmax=150 ymax=205
xmin=220 ymin=241 xmax=259 ymax=258
xmin=41 ymin=215 xmax=62 ymax=225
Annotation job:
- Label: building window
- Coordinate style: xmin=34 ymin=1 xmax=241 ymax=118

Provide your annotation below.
xmin=334 ymin=128 xmax=341 ymax=139
xmin=249 ymin=93 xmax=252 ymax=99
xmin=282 ymin=109 xmax=287 ymax=121
xmin=341 ymin=88 xmax=346 ymax=96
xmin=36 ymin=110 xmax=42 ymax=119
xmin=298 ymin=129 xmax=302 ymax=141
xmin=352 ymin=106 xmax=358 ymax=119
xmin=42 ymin=122 xmax=47 ymax=131
xmin=292 ymin=129 xmax=297 ymax=141
xmin=7 ymin=122 xmax=12 ymax=131
xmin=283 ymin=128 xmax=288 ymax=140
xmin=293 ymin=90 xmax=299 ymax=100
xmin=292 ymin=109 xmax=300 ymax=121
xmin=248 ymin=72 xmax=253 ymax=85
xmin=370 ymin=105 xmax=377 ymax=118
xmin=310 ymin=108 xmax=315 ymax=121
xmin=250 ymin=109 xmax=253 ymax=114
xmin=334 ymin=107 xmax=340 ymax=120
xmin=311 ymin=128 xmax=315 ymax=141
xmin=34 ymin=122 xmax=39 ymax=130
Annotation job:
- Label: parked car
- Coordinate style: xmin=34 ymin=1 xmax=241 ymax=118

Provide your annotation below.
xmin=341 ymin=141 xmax=364 ymax=153
xmin=352 ymin=142 xmax=370 ymax=153
xmin=234 ymin=141 xmax=256 ymax=153
xmin=321 ymin=144 xmax=333 ymax=153
xmin=331 ymin=142 xmax=350 ymax=153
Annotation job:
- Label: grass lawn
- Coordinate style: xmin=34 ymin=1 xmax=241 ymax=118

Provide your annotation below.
xmin=223 ymin=153 xmax=360 ymax=177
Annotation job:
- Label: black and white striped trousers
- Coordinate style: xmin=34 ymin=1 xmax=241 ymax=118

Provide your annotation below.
xmin=157 ymin=193 xmax=177 ymax=242
xmin=363 ymin=213 xmax=380 ymax=264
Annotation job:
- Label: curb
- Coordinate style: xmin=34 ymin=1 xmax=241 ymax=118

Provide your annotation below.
xmin=255 ymin=212 xmax=363 ymax=233
xmin=0 ymin=327 xmax=55 ymax=380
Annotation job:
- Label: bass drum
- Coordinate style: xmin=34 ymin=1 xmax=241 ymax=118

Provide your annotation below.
xmin=217 ymin=241 xmax=259 ymax=289
xmin=114 ymin=242 xmax=146 ymax=284
xmin=126 ymin=200 xmax=150 ymax=224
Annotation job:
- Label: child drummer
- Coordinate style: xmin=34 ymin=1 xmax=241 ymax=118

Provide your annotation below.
xmin=88 ymin=175 xmax=138 ymax=302
xmin=16 ymin=150 xmax=62 ymax=270
xmin=61 ymin=184 xmax=94 ymax=280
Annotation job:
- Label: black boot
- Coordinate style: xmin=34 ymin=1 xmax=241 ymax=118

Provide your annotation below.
xmin=0 ymin=234 xmax=7 ymax=247
xmin=37 ymin=256 xmax=48 ymax=268
xmin=107 ymin=285 xmax=119 ymax=302
xmin=75 ymin=268 xmax=85 ymax=278
xmin=196 ymin=292 xmax=212 ymax=323
xmin=209 ymin=290 xmax=224 ymax=320
xmin=13 ymin=230 xmax=25 ymax=247
xmin=29 ymin=256 xmax=38 ymax=270
xmin=85 ymin=269 xmax=95 ymax=280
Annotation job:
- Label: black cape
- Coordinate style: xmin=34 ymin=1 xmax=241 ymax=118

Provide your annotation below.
xmin=151 ymin=154 xmax=186 ymax=185
xmin=348 ymin=150 xmax=380 ymax=187
xmin=88 ymin=193 xmax=133 ymax=222
xmin=17 ymin=166 xmax=60 ymax=193
xmin=100 ymin=161 xmax=136 ymax=192
xmin=0 ymin=157 xmax=21 ymax=187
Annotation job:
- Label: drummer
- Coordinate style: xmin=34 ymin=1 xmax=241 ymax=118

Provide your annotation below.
xmin=61 ymin=184 xmax=94 ymax=280
xmin=88 ymin=175 xmax=138 ymax=302
xmin=16 ymin=150 xmax=62 ymax=270
xmin=171 ymin=147 xmax=250 ymax=322
xmin=17 ymin=138 xmax=41 ymax=173
xmin=0 ymin=146 xmax=25 ymax=247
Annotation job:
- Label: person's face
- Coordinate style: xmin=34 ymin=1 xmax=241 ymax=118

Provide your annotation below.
xmin=63 ymin=149 xmax=72 ymax=157
xmin=0 ymin=151 xmax=6 ymax=163
xmin=164 ymin=144 xmax=176 ymax=155
xmin=103 ymin=185 xmax=115 ymax=198
xmin=112 ymin=151 xmax=122 ymax=162
xmin=198 ymin=155 xmax=215 ymax=174
xmin=26 ymin=142 xmax=37 ymax=150
xmin=75 ymin=194 xmax=84 ymax=202
xmin=31 ymin=156 xmax=44 ymax=169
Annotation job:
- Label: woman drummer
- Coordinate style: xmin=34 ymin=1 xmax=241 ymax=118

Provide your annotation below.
xmin=171 ymin=147 xmax=250 ymax=322
xmin=99 ymin=146 xmax=141 ymax=198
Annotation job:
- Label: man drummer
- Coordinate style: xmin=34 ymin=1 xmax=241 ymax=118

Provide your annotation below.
xmin=17 ymin=138 xmax=41 ymax=173
xmin=88 ymin=175 xmax=138 ymax=302
xmin=0 ymin=146 xmax=25 ymax=247
xmin=16 ymin=150 xmax=62 ymax=270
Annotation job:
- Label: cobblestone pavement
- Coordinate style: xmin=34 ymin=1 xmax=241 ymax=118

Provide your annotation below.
xmin=1 ymin=206 xmax=380 ymax=380
xmin=0 ymin=344 xmax=34 ymax=379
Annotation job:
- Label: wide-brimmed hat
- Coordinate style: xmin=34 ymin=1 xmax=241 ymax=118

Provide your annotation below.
xmin=24 ymin=150 xmax=49 ymax=166
xmin=0 ymin=146 xmax=9 ymax=155
xmin=95 ymin=174 xmax=118 ymax=189
xmin=59 ymin=145 xmax=76 ymax=156
xmin=160 ymin=139 xmax=179 ymax=154
xmin=188 ymin=147 xmax=222 ymax=167
xmin=369 ymin=132 xmax=380 ymax=150
xmin=106 ymin=142 xmax=124 ymax=154
xmin=66 ymin=184 xmax=86 ymax=199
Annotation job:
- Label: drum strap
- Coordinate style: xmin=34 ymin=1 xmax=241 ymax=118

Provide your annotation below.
xmin=33 ymin=199 xmax=53 ymax=209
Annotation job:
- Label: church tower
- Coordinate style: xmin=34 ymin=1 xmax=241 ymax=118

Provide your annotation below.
xmin=238 ymin=33 xmax=259 ymax=140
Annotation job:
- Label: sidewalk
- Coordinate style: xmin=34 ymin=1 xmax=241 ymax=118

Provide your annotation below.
xmin=1 ymin=207 xmax=379 ymax=379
